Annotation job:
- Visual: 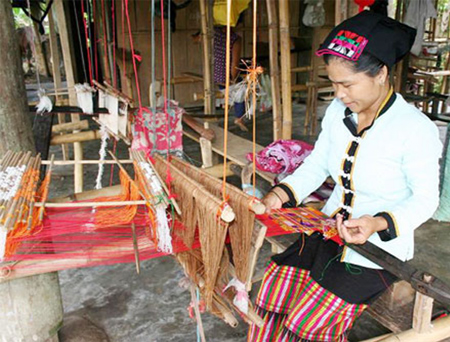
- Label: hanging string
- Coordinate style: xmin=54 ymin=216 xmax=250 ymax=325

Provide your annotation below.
xmin=167 ymin=0 xmax=172 ymax=103
xmin=251 ymin=0 xmax=257 ymax=195
xmin=167 ymin=0 xmax=173 ymax=154
xmin=72 ymin=0 xmax=89 ymax=82
xmin=124 ymin=0 xmax=152 ymax=153
xmin=151 ymin=0 xmax=157 ymax=151
xmin=109 ymin=0 xmax=118 ymax=186
xmin=112 ymin=0 xmax=117 ymax=88
xmin=124 ymin=0 xmax=144 ymax=109
xmin=81 ymin=0 xmax=94 ymax=85
xmin=160 ymin=0 xmax=173 ymax=195
xmin=221 ymin=0 xmax=233 ymax=202
xmin=92 ymin=0 xmax=99 ymax=81
xmin=121 ymin=0 xmax=127 ymax=83
xmin=101 ymin=0 xmax=109 ymax=81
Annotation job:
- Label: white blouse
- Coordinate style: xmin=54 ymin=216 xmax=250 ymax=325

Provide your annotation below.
xmin=281 ymin=93 xmax=442 ymax=269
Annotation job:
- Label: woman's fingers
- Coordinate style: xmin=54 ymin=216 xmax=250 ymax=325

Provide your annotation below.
xmin=336 ymin=214 xmax=345 ymax=239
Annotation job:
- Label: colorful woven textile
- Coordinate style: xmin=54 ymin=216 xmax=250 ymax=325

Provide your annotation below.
xmin=257 ymin=207 xmax=343 ymax=246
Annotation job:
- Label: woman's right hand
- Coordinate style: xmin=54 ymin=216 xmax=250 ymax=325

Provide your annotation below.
xmin=262 ymin=189 xmax=286 ymax=213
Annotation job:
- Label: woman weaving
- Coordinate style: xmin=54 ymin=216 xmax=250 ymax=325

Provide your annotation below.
xmin=249 ymin=10 xmax=442 ymax=342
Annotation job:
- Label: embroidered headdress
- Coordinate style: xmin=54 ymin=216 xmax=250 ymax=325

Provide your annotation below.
xmin=316 ymin=10 xmax=416 ymax=68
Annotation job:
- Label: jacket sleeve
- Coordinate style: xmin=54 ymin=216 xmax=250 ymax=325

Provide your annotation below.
xmin=376 ymin=120 xmax=442 ymax=241
xmin=278 ymin=103 xmax=336 ymax=205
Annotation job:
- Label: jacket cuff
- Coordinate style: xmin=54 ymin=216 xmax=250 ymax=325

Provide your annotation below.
xmin=375 ymin=212 xmax=399 ymax=241
xmin=275 ymin=183 xmax=299 ymax=207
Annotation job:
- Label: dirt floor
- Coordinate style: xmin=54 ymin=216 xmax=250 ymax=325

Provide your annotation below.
xmin=27 ymin=89 xmax=450 ymax=342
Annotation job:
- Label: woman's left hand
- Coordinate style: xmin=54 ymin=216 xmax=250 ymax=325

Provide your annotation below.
xmin=336 ymin=214 xmax=387 ymax=245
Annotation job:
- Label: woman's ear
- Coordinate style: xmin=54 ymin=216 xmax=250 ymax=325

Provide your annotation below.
xmin=378 ymin=65 xmax=389 ymax=85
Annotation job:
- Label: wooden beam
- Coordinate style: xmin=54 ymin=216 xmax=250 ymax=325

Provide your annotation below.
xmin=50 ymin=130 xmax=101 ymax=145
xmin=266 ymin=0 xmax=282 ymax=141
xmin=52 ymin=120 xmax=89 ymax=134
xmin=202 ymin=163 xmax=234 ymax=178
xmin=279 ymin=0 xmax=292 ymax=139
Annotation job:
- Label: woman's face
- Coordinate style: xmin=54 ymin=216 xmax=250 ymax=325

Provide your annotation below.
xmin=326 ymin=58 xmax=387 ymax=115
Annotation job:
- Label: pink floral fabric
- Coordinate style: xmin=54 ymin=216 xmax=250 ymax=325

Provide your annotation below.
xmin=247 ymin=140 xmax=313 ymax=175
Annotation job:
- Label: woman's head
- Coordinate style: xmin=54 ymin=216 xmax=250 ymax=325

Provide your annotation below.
xmin=324 ymin=52 xmax=390 ymax=115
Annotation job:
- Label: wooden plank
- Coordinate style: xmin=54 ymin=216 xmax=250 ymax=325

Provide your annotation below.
xmin=183 ymin=122 xmax=277 ymax=184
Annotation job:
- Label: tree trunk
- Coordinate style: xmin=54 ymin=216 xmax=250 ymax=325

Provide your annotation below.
xmin=0 ymin=2 xmax=63 ymax=341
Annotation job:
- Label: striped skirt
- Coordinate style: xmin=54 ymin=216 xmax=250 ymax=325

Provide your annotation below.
xmin=248 ymin=262 xmax=367 ymax=342
xmin=248 ymin=233 xmax=396 ymax=342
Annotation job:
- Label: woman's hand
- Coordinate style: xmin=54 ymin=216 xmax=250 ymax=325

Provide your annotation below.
xmin=336 ymin=214 xmax=388 ymax=245
xmin=262 ymin=188 xmax=288 ymax=213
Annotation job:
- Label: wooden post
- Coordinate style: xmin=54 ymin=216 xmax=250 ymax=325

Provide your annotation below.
xmin=412 ymin=274 xmax=434 ymax=333
xmin=335 ymin=0 xmax=348 ymax=24
xmin=266 ymin=0 xmax=282 ymax=141
xmin=0 ymin=2 xmax=63 ymax=340
xmin=54 ymin=0 xmax=84 ymax=193
xmin=279 ymin=0 xmax=292 ymax=139
xmin=305 ymin=29 xmax=320 ymax=135
xmin=48 ymin=2 xmax=69 ymax=160
xmin=199 ymin=0 xmax=215 ymax=115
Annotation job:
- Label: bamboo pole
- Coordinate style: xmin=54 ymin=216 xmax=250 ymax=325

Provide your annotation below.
xmin=48 ymin=185 xmax=123 ymax=203
xmin=279 ymin=0 xmax=292 ymax=139
xmin=35 ymin=200 xmax=147 ymax=208
xmin=48 ymin=1 xmax=69 ymax=160
xmin=53 ymin=0 xmax=84 ymax=193
xmin=266 ymin=0 xmax=282 ymax=141
xmin=370 ymin=315 xmax=450 ymax=342
xmin=199 ymin=0 xmax=215 ymax=115
xmin=41 ymin=159 xmax=133 ymax=165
